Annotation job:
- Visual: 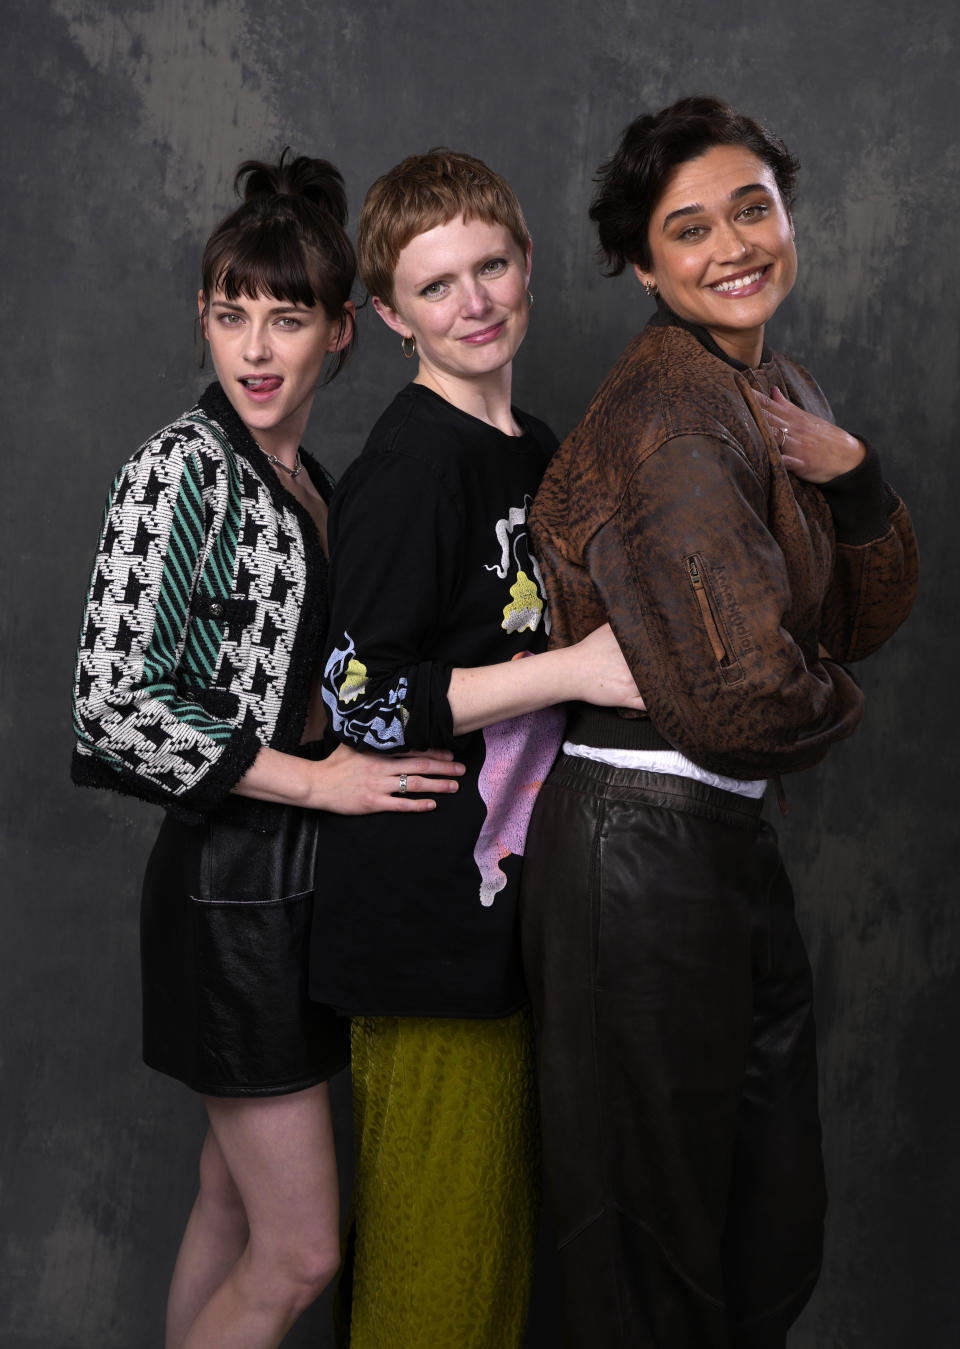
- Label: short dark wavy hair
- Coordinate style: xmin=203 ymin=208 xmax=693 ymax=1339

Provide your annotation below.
xmin=589 ymin=96 xmax=800 ymax=275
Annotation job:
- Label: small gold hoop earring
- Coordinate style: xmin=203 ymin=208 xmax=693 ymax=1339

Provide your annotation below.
xmin=401 ymin=335 xmax=417 ymax=360
xmin=527 ymin=290 xmax=534 ymax=309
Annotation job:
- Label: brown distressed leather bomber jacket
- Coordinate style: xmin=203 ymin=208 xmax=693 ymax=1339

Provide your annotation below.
xmin=529 ymin=309 xmax=919 ymax=781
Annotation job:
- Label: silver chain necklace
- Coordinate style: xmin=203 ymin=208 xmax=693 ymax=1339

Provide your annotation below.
xmin=257 ymin=444 xmax=303 ymax=480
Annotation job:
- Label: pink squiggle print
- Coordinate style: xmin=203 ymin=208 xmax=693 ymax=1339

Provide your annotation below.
xmin=474 ymin=705 xmax=566 ymax=907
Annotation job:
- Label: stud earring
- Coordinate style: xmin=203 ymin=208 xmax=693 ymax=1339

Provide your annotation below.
xmin=643 ymin=281 xmax=657 ymax=299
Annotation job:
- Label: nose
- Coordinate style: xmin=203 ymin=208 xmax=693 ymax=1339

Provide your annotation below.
xmin=243 ymin=322 xmax=271 ymax=363
xmin=713 ymin=220 xmax=750 ymax=262
xmin=460 ymin=279 xmax=493 ymax=319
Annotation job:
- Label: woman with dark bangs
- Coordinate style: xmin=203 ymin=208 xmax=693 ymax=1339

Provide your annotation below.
xmin=71 ymin=152 xmax=461 ymax=1348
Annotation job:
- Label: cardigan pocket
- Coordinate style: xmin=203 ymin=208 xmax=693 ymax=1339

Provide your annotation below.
xmin=190 ymin=592 xmax=257 ymax=637
xmin=685 ymin=554 xmax=745 ymax=685
xmin=176 ymin=679 xmax=241 ymax=720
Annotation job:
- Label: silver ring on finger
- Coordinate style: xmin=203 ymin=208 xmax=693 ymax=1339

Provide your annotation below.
xmin=777 ymin=423 xmax=787 ymax=448
xmin=398 ymin=773 xmax=408 ymax=795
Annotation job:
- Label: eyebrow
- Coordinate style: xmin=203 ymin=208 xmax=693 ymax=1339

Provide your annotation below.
xmin=210 ymin=299 xmax=310 ymax=313
xmin=661 ymin=183 xmax=772 ymax=230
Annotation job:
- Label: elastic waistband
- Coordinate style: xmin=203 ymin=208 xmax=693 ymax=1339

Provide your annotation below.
xmin=565 ymin=702 xmax=674 ymax=753
xmin=546 ymin=754 xmax=765 ymax=827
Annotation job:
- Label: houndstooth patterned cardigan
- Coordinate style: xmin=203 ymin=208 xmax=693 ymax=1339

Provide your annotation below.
xmin=71 ymin=381 xmax=332 ymax=826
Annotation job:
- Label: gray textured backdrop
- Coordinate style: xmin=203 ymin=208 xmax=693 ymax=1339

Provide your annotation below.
xmin=2 ymin=0 xmax=956 ymax=1345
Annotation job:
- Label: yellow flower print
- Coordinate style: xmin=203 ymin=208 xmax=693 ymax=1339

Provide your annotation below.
xmin=339 ymin=657 xmax=369 ymax=704
xmin=501 ymin=569 xmax=544 ymax=633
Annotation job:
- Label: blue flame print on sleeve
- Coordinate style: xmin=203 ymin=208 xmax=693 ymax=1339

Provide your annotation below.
xmin=322 ymin=631 xmax=409 ymax=749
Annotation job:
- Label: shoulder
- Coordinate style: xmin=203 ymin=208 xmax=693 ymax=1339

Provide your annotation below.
xmin=106 ymin=402 xmax=230 ymax=509
xmin=558 ymin=319 xmax=744 ymax=467
xmin=338 ymin=386 xmax=466 ymax=500
xmin=513 ymin=408 xmax=559 ymax=459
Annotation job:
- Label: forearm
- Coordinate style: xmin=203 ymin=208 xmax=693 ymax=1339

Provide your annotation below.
xmin=447 ymin=648 xmax=578 ymax=735
xmin=447 ymin=627 xmax=644 ymax=735
xmin=232 ymin=746 xmax=321 ymax=808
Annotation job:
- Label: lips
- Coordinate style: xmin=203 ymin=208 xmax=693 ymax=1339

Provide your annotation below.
xmin=708 ymin=266 xmax=770 ymax=295
xmin=459 ymin=321 xmax=505 ymax=345
xmin=239 ymin=375 xmax=284 ymax=402
xmin=241 ymin=376 xmax=283 ymax=391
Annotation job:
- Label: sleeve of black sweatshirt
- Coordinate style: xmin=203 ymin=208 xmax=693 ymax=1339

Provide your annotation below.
xmin=320 ymin=449 xmax=462 ymax=754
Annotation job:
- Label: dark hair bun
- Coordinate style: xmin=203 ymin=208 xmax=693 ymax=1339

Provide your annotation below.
xmin=234 ymin=147 xmax=348 ymax=227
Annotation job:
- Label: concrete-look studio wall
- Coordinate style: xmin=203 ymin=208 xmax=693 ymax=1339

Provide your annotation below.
xmin=1 ymin=1 xmax=955 ymax=1345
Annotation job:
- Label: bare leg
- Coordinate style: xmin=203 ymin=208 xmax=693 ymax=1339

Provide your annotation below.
xmin=170 ymin=1082 xmax=340 ymax=1349
xmin=165 ymin=1128 xmax=249 ymax=1347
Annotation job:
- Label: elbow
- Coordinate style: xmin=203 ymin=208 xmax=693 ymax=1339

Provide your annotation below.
xmin=658 ymin=676 xmax=865 ymax=779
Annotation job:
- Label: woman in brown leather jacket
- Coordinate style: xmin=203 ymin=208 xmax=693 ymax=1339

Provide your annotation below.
xmin=522 ymin=96 xmax=918 ymax=1349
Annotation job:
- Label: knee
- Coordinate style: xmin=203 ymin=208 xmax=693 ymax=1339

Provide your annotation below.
xmin=267 ymin=1236 xmax=340 ymax=1309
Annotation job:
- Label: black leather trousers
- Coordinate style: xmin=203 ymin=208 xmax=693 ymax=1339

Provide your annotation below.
xmin=521 ymin=757 xmax=826 ymax=1349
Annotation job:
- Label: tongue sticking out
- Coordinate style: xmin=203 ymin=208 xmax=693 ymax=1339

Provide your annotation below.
xmin=244 ymin=376 xmax=283 ymax=393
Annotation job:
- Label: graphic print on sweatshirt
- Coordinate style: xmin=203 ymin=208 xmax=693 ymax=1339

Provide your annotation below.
xmin=485 ymin=495 xmax=551 ymax=637
xmin=322 ymin=632 xmax=410 ymax=750
xmin=474 ymin=502 xmax=562 ymax=904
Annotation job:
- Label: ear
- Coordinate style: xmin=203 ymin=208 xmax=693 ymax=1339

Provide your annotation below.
xmin=631 ymin=261 xmax=655 ymax=289
xmin=197 ymin=289 xmax=208 ymax=338
xmin=329 ymin=301 xmax=356 ymax=352
xmin=371 ymin=295 xmax=411 ymax=340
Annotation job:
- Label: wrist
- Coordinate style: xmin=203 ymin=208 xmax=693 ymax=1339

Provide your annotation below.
xmin=550 ymin=642 xmax=584 ymax=703
xmin=302 ymin=757 xmax=334 ymax=811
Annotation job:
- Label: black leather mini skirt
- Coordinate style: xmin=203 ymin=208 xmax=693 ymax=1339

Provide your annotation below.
xmin=140 ymin=807 xmax=349 ymax=1097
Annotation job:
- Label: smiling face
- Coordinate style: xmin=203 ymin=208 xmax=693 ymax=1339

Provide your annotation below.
xmin=199 ymin=288 xmax=353 ymax=455
xmin=371 ymin=215 xmax=532 ymax=402
xmin=634 ymin=144 xmax=797 ymax=366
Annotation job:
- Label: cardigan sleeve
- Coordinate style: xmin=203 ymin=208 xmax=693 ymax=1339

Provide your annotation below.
xmin=71 ymin=432 xmax=262 ymax=809
xmin=321 ymin=450 xmax=461 ymax=754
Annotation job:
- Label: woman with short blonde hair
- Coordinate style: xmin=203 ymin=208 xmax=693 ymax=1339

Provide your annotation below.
xmin=310 ymin=148 xmax=641 ymax=1347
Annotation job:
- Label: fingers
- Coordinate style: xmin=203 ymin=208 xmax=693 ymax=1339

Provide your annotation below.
xmin=392 ymin=756 xmax=465 ymax=778
xmin=392 ymin=773 xmax=460 ymax=795
xmin=382 ymin=795 xmax=440 ymax=813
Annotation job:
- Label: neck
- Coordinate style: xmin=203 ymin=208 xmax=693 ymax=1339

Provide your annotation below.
xmin=244 ymin=404 xmax=313 ymax=467
xmin=705 ymin=324 xmax=765 ymax=368
xmin=414 ymin=364 xmax=519 ymax=436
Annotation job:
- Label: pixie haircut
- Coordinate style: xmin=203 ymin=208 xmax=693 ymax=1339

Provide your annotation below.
xmin=201 ymin=148 xmax=357 ymax=380
xmin=590 ymin=96 xmax=800 ymax=275
xmin=357 ymin=148 xmax=530 ymax=307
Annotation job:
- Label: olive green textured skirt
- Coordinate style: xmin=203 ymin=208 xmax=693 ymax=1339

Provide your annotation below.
xmin=342 ymin=1010 xmax=540 ymax=1348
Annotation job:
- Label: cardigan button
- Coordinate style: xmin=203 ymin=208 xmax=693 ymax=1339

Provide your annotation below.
xmin=209 ymin=601 xmax=224 ymax=617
